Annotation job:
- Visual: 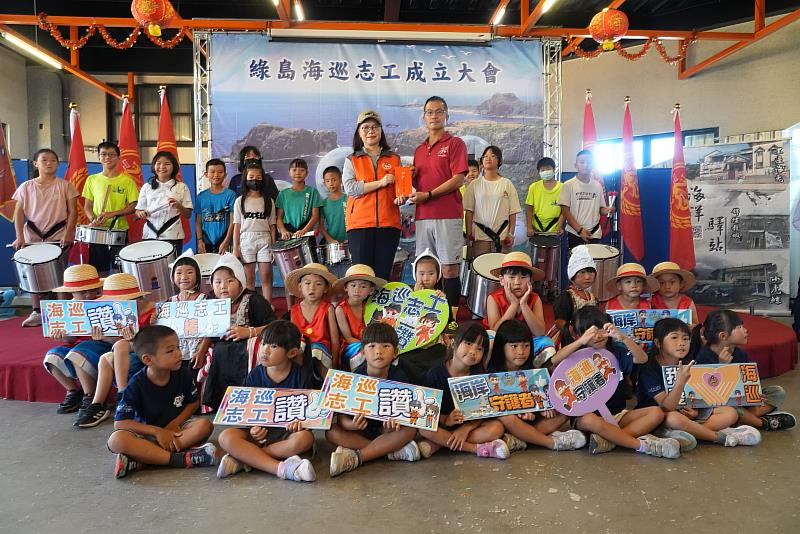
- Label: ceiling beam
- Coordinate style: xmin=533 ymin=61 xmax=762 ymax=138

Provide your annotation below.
xmin=754 ymin=0 xmax=765 ymax=32
xmin=384 ymin=0 xmax=401 ymax=23
xmin=679 ymin=7 xmax=800 ymax=79
xmin=562 ymin=0 xmax=627 ymax=57
xmin=490 ymin=0 xmax=511 ymax=26
xmin=276 ymin=0 xmax=292 ymax=23
xmin=521 ymin=0 xmax=551 ymax=34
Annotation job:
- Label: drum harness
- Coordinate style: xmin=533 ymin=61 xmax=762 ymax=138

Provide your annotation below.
xmin=474 ymin=220 xmax=508 ymax=253
xmin=26 ymin=220 xmax=67 ymax=241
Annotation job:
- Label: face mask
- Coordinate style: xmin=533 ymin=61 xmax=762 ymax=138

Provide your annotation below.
xmin=540 ymin=170 xmax=555 ymax=180
xmin=245 ymin=180 xmax=262 ymax=190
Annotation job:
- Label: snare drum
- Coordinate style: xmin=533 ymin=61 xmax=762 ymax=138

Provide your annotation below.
xmin=459 ymin=245 xmax=472 ymax=297
xmin=585 ymin=244 xmax=621 ymax=302
xmin=273 ymin=238 xmax=318 ymax=281
xmin=391 ymin=249 xmax=410 ymax=283
xmin=13 ymin=243 xmax=66 ymax=294
xmin=318 ymin=242 xmax=352 ymax=278
xmin=117 ymin=240 xmax=177 ymax=303
xmin=76 ymin=224 xmax=127 ymax=247
xmin=529 ymin=233 xmax=561 ymax=282
xmin=194 ymin=253 xmax=221 ymax=295
xmin=466 ymin=253 xmax=503 ymax=318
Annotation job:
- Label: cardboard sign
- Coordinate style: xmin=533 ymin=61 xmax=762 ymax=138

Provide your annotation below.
xmin=364 ymin=282 xmax=412 ymax=325
xmin=365 ymin=284 xmax=449 ymax=353
xmin=42 ymin=300 xmax=138 ymax=337
xmin=214 ymin=386 xmax=333 ymax=429
xmin=608 ymin=309 xmax=691 ymax=351
xmin=318 ymin=369 xmax=443 ymax=431
xmin=548 ymin=347 xmax=620 ymax=424
xmin=154 ymin=298 xmax=231 ymax=338
xmin=448 ymin=369 xmax=552 ymax=420
xmin=394 ymin=166 xmax=413 ymax=197
xmin=662 ymin=363 xmax=763 ymax=408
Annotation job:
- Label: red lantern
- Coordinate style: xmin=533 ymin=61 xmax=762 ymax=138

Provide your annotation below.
xmin=131 ymin=0 xmax=176 ymax=37
xmin=589 ymin=8 xmax=629 ymax=51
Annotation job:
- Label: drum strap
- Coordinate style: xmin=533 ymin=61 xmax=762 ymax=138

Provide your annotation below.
xmin=475 ymin=221 xmax=508 ymax=252
xmin=146 ymin=215 xmax=182 ymax=238
xmin=568 ymin=221 xmax=601 ymax=235
xmin=533 ymin=214 xmax=558 ymax=232
xmin=26 ymin=220 xmax=66 ymax=240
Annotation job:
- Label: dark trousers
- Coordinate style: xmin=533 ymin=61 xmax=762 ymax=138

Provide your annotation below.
xmin=566 ymin=232 xmax=600 ymax=252
xmin=347 ymin=227 xmax=401 ymax=281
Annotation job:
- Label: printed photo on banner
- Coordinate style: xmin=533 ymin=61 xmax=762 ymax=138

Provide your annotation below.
xmin=365 ymin=284 xmax=449 ymax=353
xmin=608 ymin=309 xmax=690 ymax=351
xmin=318 ymin=369 xmax=443 ymax=431
xmin=42 ymin=300 xmax=138 ymax=337
xmin=214 ymin=386 xmax=333 ymax=430
xmin=155 ymin=299 xmax=231 ymax=338
xmin=448 ymin=369 xmax=552 ymax=421
xmin=662 ymin=363 xmax=763 ymax=409
xmin=548 ymin=347 xmax=620 ymax=424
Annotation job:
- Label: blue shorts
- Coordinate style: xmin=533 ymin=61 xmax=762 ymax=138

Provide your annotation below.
xmin=47 ymin=340 xmax=112 ymax=379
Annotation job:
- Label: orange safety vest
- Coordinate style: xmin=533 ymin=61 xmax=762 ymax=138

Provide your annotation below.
xmin=345 ymin=150 xmax=402 ymax=230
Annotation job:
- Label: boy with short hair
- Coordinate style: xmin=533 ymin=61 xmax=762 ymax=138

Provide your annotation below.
xmin=107 ymin=325 xmax=218 ymax=478
xmin=604 ymin=263 xmax=659 ymax=311
xmin=559 ymin=150 xmax=614 ymax=250
xmin=526 ymin=157 xmax=563 ymax=238
xmin=196 ymin=158 xmax=237 ymax=253
xmin=82 ymin=141 xmax=139 ymax=275
xmin=319 ymin=166 xmax=347 ymax=244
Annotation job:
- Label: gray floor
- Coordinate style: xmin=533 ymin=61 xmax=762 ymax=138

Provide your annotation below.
xmin=2 ymin=371 xmax=799 ymax=534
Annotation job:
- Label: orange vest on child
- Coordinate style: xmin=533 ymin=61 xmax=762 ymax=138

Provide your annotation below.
xmin=482 ymin=288 xmax=540 ymax=329
xmin=337 ymin=300 xmax=365 ymax=340
xmin=649 ymin=293 xmax=694 ymax=310
xmin=604 ymin=296 xmax=650 ymax=311
xmin=290 ymin=300 xmax=333 ymax=351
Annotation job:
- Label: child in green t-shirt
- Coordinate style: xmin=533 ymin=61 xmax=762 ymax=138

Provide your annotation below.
xmin=276 ymin=159 xmax=322 ymax=240
xmin=319 ymin=166 xmax=347 ymax=243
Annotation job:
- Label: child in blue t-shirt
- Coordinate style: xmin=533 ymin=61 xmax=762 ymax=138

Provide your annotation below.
xmin=690 ymin=309 xmax=795 ymax=431
xmin=418 ymin=322 xmax=509 ymax=459
xmin=637 ymin=317 xmax=760 ymax=447
xmin=196 ymin=158 xmax=237 ymax=254
xmin=216 ymin=320 xmax=316 ymax=482
xmin=319 ymin=166 xmax=347 ymax=244
xmin=107 ymin=325 xmax=218 ymax=479
xmin=553 ymin=306 xmax=681 ymax=458
xmin=325 ymin=322 xmax=421 ymax=477
xmin=276 ymin=158 xmax=323 ymax=240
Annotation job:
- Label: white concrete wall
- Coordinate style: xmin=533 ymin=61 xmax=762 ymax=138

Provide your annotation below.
xmin=561 ymin=16 xmax=800 ymax=170
xmin=0 ymin=45 xmax=30 ymax=158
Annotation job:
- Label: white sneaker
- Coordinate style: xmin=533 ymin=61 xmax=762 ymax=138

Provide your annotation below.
xmin=641 ymin=436 xmax=681 ymax=459
xmin=330 ymin=447 xmax=360 ymax=477
xmin=722 ymin=425 xmax=762 ymax=446
xmin=502 ymin=432 xmax=528 ymax=453
xmin=657 ymin=428 xmax=698 ymax=452
xmin=216 ymin=453 xmax=247 ymax=479
xmin=279 ymin=455 xmax=316 ymax=482
xmin=22 ymin=310 xmax=41 ymax=327
xmin=387 ymin=440 xmax=421 ymax=462
xmin=551 ymin=430 xmax=587 ymax=451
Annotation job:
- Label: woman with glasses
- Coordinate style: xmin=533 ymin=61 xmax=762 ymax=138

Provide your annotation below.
xmin=341 ymin=110 xmax=404 ymax=281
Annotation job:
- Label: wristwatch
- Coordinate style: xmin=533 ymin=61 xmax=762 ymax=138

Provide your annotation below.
xmin=428 ymin=191 xmax=434 ymax=200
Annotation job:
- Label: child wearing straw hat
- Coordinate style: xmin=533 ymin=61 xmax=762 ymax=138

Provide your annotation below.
xmin=73 ymin=273 xmax=158 ymax=428
xmin=286 ymin=263 xmax=339 ymax=378
xmin=649 ymin=261 xmax=698 ymax=326
xmin=484 ymin=251 xmax=546 ymax=337
xmin=604 ymin=263 xmax=659 ymax=311
xmin=333 ymin=264 xmax=386 ymax=371
xmin=43 ymin=264 xmax=110 ymax=415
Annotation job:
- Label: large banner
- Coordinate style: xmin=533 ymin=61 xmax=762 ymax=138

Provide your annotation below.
xmin=209 ymin=35 xmax=544 ymax=260
xmin=684 ymin=141 xmax=790 ymax=312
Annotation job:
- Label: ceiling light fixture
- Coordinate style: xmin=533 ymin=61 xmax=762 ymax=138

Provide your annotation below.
xmin=1 ymin=32 xmax=62 ymax=70
xmin=295 ymin=1 xmax=305 ymax=22
xmin=542 ymin=0 xmax=559 ymax=13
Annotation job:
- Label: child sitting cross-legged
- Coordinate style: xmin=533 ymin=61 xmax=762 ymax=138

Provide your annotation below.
xmin=326 ymin=322 xmax=421 ymax=477
xmin=217 ymin=320 xmax=316 ymax=482
xmin=107 ymin=325 xmax=219 ymax=479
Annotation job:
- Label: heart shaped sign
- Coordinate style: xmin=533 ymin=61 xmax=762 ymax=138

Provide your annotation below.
xmin=703 ymin=371 xmax=723 ymax=390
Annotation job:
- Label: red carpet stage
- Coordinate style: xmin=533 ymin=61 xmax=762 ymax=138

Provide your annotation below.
xmin=1 ymin=301 xmax=796 ymax=403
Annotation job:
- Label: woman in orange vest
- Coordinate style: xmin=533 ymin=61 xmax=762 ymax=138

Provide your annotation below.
xmin=342 ymin=110 xmax=404 ymax=281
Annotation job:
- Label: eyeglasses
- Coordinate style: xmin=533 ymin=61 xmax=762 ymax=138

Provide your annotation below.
xmin=359 ymin=125 xmax=382 ymax=133
xmin=424 ymin=109 xmax=447 ymax=117
xmin=98 ymin=152 xmax=118 ymax=159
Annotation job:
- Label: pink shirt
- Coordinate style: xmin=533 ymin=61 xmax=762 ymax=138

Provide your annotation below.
xmin=12 ymin=178 xmax=79 ymax=242
xmin=412 ymin=132 xmax=468 ymax=220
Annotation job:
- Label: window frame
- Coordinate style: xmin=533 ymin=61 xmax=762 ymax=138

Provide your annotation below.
xmin=107 ymin=84 xmax=194 ymax=148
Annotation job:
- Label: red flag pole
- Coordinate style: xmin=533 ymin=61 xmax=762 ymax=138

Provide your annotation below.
xmin=65 ymin=104 xmax=90 ymax=263
xmin=156 ymin=86 xmax=191 ymax=242
xmin=0 ymin=120 xmax=17 ymax=222
xmin=119 ymin=96 xmax=145 ymax=242
xmin=583 ymin=89 xmax=611 ymax=237
xmin=669 ymin=105 xmax=696 ymax=270
xmin=620 ymin=97 xmax=645 ymax=261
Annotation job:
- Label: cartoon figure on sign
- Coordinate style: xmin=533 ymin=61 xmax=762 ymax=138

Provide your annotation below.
xmin=424 ymin=401 xmax=439 ymax=428
xmin=661 ymin=310 xmax=671 ymax=318
xmin=415 ymin=313 xmax=439 ymax=345
xmin=734 ymin=389 xmax=742 ymax=406
xmin=516 ymin=371 xmax=528 ymax=392
xmin=409 ymin=400 xmax=422 ymax=425
xmin=638 ymin=310 xmax=648 ymax=326
xmin=687 ymin=391 xmax=697 ymax=409
xmin=488 ymin=374 xmax=501 ymax=394
xmin=592 ymin=352 xmax=616 ymax=382
xmin=554 ymin=379 xmax=578 ymax=411
xmin=373 ymin=304 xmax=402 ymax=327
xmin=530 ymin=384 xmax=546 ymax=409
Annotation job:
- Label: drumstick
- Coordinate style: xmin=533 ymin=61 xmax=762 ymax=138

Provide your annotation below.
xmin=99 ymin=184 xmax=111 ymax=222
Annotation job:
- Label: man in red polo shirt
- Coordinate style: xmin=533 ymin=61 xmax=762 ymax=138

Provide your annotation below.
xmin=410 ymin=96 xmax=468 ymax=308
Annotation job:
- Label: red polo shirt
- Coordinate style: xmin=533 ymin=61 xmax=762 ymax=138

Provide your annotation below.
xmin=413 ymin=132 xmax=468 ymax=220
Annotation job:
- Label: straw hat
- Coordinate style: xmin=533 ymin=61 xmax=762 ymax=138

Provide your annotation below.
xmin=651 ymin=261 xmax=696 ymax=291
xmin=489 ymin=251 xmax=545 ymax=281
xmin=53 ymin=264 xmax=105 ymax=293
xmin=412 ymin=248 xmax=443 ymax=282
xmin=604 ymin=263 xmax=660 ymax=296
xmin=357 ymin=109 xmax=382 ymax=127
xmin=332 ymin=264 xmax=387 ymax=294
xmin=284 ymin=263 xmax=338 ymax=298
xmin=99 ymin=273 xmax=150 ymax=301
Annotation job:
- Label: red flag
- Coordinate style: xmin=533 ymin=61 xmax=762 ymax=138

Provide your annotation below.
xmin=669 ymin=108 xmax=696 ymax=270
xmin=66 ymin=108 xmax=90 ymax=226
xmin=0 ymin=121 xmax=17 ymax=222
xmin=582 ymin=91 xmax=610 ymax=236
xmin=119 ymin=97 xmax=145 ymax=242
xmin=156 ymin=87 xmax=191 ymax=242
xmin=620 ymin=99 xmax=645 ymax=261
